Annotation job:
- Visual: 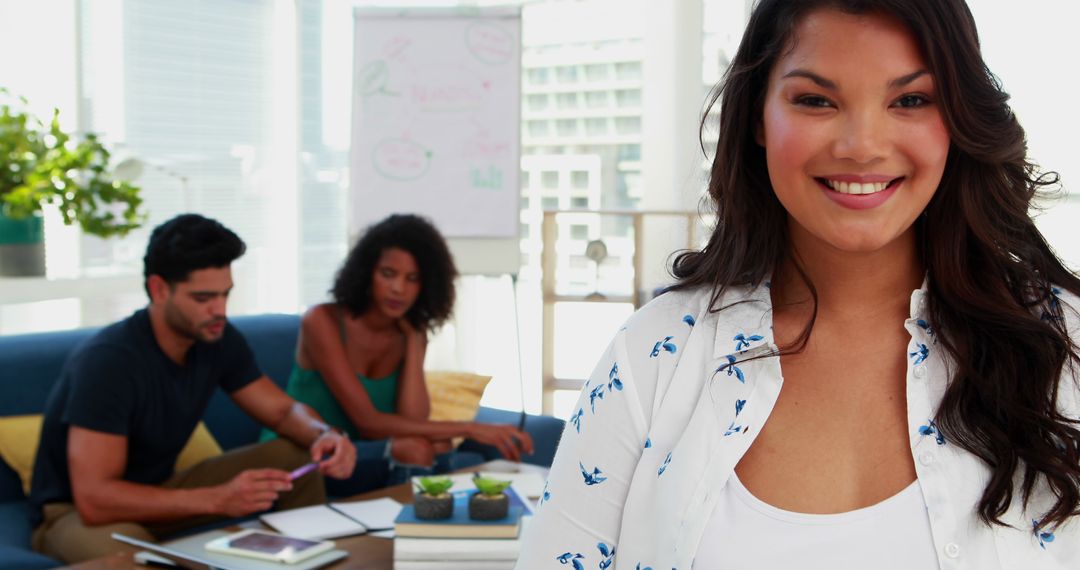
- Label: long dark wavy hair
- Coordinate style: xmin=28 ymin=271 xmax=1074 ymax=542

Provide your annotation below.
xmin=671 ymin=0 xmax=1080 ymax=531
xmin=332 ymin=214 xmax=456 ymax=331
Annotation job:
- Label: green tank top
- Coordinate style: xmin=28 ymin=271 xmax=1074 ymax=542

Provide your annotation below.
xmin=259 ymin=364 xmax=399 ymax=442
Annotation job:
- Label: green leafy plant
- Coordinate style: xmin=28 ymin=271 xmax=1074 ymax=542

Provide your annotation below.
xmin=0 ymin=88 xmax=144 ymax=237
xmin=414 ymin=476 xmax=454 ymax=497
xmin=472 ymin=474 xmax=511 ymax=496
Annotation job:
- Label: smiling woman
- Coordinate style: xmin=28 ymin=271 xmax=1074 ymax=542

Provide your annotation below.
xmin=515 ymin=1 xmax=1080 ymax=569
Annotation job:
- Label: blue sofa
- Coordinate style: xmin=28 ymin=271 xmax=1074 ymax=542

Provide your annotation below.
xmin=0 ymin=314 xmax=564 ymax=569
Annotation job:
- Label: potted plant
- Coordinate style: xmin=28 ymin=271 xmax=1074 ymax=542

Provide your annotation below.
xmin=469 ymin=474 xmax=512 ymax=521
xmin=413 ymin=476 xmax=455 ymax=520
xmin=0 ymin=88 xmax=144 ymax=276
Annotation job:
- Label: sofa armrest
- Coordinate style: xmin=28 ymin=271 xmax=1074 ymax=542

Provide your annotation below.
xmin=457 ymin=407 xmax=565 ymax=468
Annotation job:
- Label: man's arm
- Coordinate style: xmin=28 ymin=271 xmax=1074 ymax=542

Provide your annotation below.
xmin=68 ymin=427 xmax=290 ymax=525
xmin=229 ymin=377 xmax=356 ymax=479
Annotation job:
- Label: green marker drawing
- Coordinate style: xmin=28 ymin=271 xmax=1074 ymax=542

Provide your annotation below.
xmin=470 ymin=165 xmax=504 ymax=190
xmin=358 ymin=60 xmax=399 ymax=97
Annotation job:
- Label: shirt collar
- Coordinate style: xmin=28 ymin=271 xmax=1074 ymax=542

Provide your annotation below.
xmin=710 ymin=276 xmax=931 ymax=360
xmin=710 ymin=280 xmax=776 ymax=360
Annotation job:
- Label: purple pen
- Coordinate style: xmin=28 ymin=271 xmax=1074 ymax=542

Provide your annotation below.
xmin=289 ymin=462 xmax=319 ymax=481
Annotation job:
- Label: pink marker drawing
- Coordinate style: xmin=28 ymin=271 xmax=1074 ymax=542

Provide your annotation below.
xmin=289 ymin=462 xmax=319 ymax=481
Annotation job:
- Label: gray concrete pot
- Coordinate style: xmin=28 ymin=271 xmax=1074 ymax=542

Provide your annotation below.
xmin=0 ymin=213 xmax=45 ymax=277
xmin=413 ymin=492 xmax=453 ymax=520
xmin=468 ymin=492 xmax=509 ymax=520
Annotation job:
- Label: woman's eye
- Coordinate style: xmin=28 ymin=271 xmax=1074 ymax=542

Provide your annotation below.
xmin=894 ymin=94 xmax=930 ymax=108
xmin=794 ymin=95 xmax=832 ymax=108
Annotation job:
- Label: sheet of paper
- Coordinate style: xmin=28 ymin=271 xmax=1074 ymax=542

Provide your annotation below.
xmin=329 ymin=497 xmax=402 ymax=530
xmin=480 ymin=459 xmax=550 ymax=476
xmin=259 ymin=504 xmax=365 ymax=540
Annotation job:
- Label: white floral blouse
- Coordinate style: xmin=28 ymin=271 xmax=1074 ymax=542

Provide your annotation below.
xmin=515 ymin=282 xmax=1079 ymax=570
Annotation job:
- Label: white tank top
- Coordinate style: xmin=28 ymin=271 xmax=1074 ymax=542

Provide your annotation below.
xmin=694 ymin=474 xmax=941 ymax=569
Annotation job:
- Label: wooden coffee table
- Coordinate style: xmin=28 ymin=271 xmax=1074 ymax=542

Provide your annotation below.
xmin=66 ymin=461 xmax=539 ymax=569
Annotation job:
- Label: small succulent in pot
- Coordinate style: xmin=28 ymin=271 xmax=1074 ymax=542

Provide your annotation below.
xmin=413 ymin=476 xmax=455 ymax=520
xmin=469 ymin=474 xmax=512 ymax=520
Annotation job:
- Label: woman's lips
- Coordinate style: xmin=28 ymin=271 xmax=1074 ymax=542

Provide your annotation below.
xmin=817 ymin=177 xmax=904 ymax=210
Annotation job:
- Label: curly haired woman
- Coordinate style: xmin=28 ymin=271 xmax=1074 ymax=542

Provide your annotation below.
xmin=264 ymin=214 xmax=531 ymax=493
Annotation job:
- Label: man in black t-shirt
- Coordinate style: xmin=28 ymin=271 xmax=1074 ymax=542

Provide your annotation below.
xmin=28 ymin=214 xmax=357 ymax=564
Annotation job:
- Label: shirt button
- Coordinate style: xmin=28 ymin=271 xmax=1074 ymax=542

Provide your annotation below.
xmin=913 ymin=365 xmax=927 ymax=379
xmin=944 ymin=542 xmax=961 ymax=558
xmin=919 ymin=452 xmax=935 ymax=466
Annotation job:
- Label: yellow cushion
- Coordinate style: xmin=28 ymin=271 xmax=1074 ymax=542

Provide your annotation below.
xmin=174 ymin=421 xmax=224 ymax=472
xmin=425 ymin=370 xmax=493 ymax=447
xmin=0 ymin=414 xmax=222 ymax=494
xmin=0 ymin=415 xmax=44 ymax=495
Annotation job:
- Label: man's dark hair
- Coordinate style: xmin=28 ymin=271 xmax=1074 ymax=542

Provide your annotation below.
xmin=332 ymin=214 xmax=456 ymax=331
xmin=143 ymin=213 xmax=246 ymax=296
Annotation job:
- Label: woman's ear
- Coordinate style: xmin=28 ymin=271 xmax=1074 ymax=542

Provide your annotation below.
xmin=755 ymin=119 xmax=766 ymax=147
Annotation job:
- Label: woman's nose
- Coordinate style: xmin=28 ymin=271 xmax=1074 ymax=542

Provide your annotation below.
xmin=833 ymin=109 xmax=889 ymax=163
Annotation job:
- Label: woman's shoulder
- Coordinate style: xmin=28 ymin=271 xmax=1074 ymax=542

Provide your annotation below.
xmin=617 ymin=283 xmax=763 ymax=351
xmin=302 ymin=302 xmax=340 ymax=323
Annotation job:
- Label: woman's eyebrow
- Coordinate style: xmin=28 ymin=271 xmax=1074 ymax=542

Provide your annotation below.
xmin=781 ymin=68 xmax=930 ymax=90
xmin=888 ymin=69 xmax=930 ymax=88
xmin=782 ymin=69 xmax=837 ymax=90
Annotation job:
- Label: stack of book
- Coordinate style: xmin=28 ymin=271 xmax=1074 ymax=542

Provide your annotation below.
xmin=393 ymin=489 xmax=530 ymax=570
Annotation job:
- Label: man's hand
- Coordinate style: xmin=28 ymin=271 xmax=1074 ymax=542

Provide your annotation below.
xmin=466 ymin=423 xmax=535 ymax=462
xmin=211 ymin=469 xmax=293 ymax=518
xmin=311 ymin=430 xmax=356 ymax=479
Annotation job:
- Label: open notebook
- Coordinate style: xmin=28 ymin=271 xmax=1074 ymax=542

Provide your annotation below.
xmin=259 ymin=497 xmax=402 ymax=540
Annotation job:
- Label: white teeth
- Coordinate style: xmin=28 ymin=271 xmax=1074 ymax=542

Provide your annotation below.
xmin=824 ymin=179 xmax=889 ymax=195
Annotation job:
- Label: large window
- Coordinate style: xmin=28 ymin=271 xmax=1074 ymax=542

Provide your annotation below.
xmin=3 ymin=0 xmax=1077 ymax=418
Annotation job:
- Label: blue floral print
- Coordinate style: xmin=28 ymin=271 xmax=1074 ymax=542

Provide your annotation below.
xmin=587 ymin=365 xmax=624 ymax=416
xmin=909 ymin=343 xmax=929 ymax=365
xmin=735 ymin=399 xmax=746 ymax=416
xmin=570 ymin=408 xmax=584 ymax=433
xmin=657 ymin=452 xmax=672 ymax=477
xmin=608 ymin=362 xmax=623 ymax=392
xmin=718 ymin=355 xmax=746 ymax=383
xmin=723 ymin=421 xmax=745 ymax=437
xmin=1032 ymin=519 xmax=1056 ymax=549
xmin=682 ymin=314 xmax=696 ymax=327
xmin=733 ymin=333 xmax=764 ymax=352
xmin=557 ymin=552 xmax=585 ymax=570
xmin=644 ymin=437 xmax=652 ymax=449
xmin=650 ymin=336 xmax=677 ymax=357
xmin=589 ymin=385 xmax=606 ymax=413
xmin=597 ymin=543 xmax=616 ymax=569
xmin=916 ymin=318 xmax=933 ymax=337
xmin=1041 ymin=287 xmax=1063 ymax=322
xmin=540 ymin=481 xmax=551 ymax=506
xmin=580 ymin=462 xmax=608 ymax=486
xmin=918 ymin=419 xmax=946 ymax=445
